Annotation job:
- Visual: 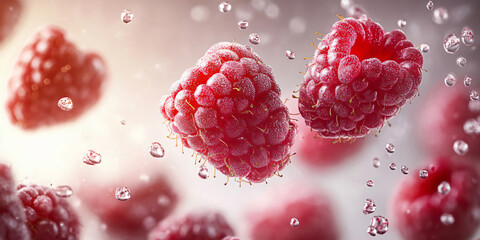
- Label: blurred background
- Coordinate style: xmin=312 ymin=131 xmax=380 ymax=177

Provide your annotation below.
xmin=0 ymin=0 xmax=479 ymax=239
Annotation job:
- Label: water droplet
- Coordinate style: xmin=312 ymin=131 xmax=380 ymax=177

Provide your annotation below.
xmin=290 ymin=218 xmax=299 ymax=227
xmin=149 ymin=142 xmax=165 ymax=158
xmin=444 ymin=73 xmax=457 ymax=87
xmin=464 ymin=75 xmax=472 ymax=87
xmin=420 ymin=44 xmax=430 ymax=53
xmin=366 ymin=180 xmax=374 ymax=187
xmin=121 ymin=10 xmax=134 ymax=24
xmin=238 ymin=20 xmax=248 ymax=30
xmin=426 ymin=1 xmax=434 ymax=10
xmin=367 ymin=216 xmax=389 ymax=236
xmin=218 ymin=2 xmax=232 ymax=13
xmin=456 ymin=57 xmax=467 ymax=67
xmin=470 ymin=90 xmax=479 ymax=101
xmin=386 ymin=143 xmax=395 ymax=153
xmin=397 ymin=19 xmax=407 ymax=28
xmin=419 ymin=169 xmax=429 ymax=179
xmin=115 ymin=187 xmax=131 ymax=201
xmin=389 ymin=163 xmax=397 ymax=170
xmin=461 ymin=27 xmax=474 ymax=46
xmin=54 ymin=185 xmax=73 ymax=198
xmin=285 ymin=50 xmax=295 ymax=60
xmin=401 ymin=165 xmax=409 ymax=175
xmin=373 ymin=157 xmax=380 ymax=168
xmin=83 ymin=150 xmax=102 ymax=165
xmin=249 ymin=33 xmax=260 ymax=45
xmin=433 ymin=7 xmax=449 ymax=24
xmin=438 ymin=181 xmax=451 ymax=195
xmin=363 ymin=199 xmax=377 ymax=214
xmin=57 ymin=97 xmax=73 ymax=111
xmin=443 ymin=33 xmax=460 ymax=54
xmin=453 ymin=140 xmax=469 ymax=155
xmin=120 ymin=120 xmax=126 ymax=125
xmin=464 ymin=119 xmax=480 ymax=134
xmin=440 ymin=213 xmax=455 ymax=225
xmin=198 ymin=165 xmax=209 ymax=179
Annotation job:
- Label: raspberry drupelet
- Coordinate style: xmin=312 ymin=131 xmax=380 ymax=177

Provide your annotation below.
xmin=160 ymin=42 xmax=296 ymax=183
xmin=299 ymin=16 xmax=423 ymax=139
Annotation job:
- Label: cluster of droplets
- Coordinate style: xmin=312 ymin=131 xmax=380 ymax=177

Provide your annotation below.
xmin=149 ymin=142 xmax=165 ymax=158
xmin=453 ymin=140 xmax=469 ymax=155
xmin=367 ymin=216 xmax=389 ymax=236
xmin=57 ymin=97 xmax=73 ymax=111
xmin=54 ymin=185 xmax=73 ymax=198
xmin=115 ymin=187 xmax=131 ymax=201
xmin=83 ymin=150 xmax=102 ymax=165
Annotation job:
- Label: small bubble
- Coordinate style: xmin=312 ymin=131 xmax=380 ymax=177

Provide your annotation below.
xmin=57 ymin=97 xmax=73 ymax=111
xmin=433 ymin=7 xmax=449 ymax=24
xmin=456 ymin=57 xmax=467 ymax=67
xmin=470 ymin=90 xmax=479 ymax=101
xmin=285 ymin=50 xmax=295 ymax=60
xmin=440 ymin=213 xmax=455 ymax=225
xmin=401 ymin=165 xmax=409 ymax=175
xmin=464 ymin=75 xmax=472 ymax=87
xmin=461 ymin=27 xmax=474 ymax=46
xmin=149 ymin=142 xmax=165 ymax=158
xmin=389 ymin=163 xmax=397 ymax=170
xmin=426 ymin=1 xmax=434 ymax=10
xmin=218 ymin=2 xmax=232 ymax=13
xmin=238 ymin=20 xmax=249 ymax=30
xmin=115 ymin=187 xmax=131 ymax=201
xmin=453 ymin=140 xmax=469 ymax=155
xmin=198 ymin=165 xmax=209 ymax=179
xmin=372 ymin=157 xmax=380 ymax=168
xmin=83 ymin=150 xmax=101 ymax=165
xmin=249 ymin=33 xmax=260 ymax=45
xmin=420 ymin=44 xmax=430 ymax=53
xmin=443 ymin=33 xmax=460 ymax=54
xmin=444 ymin=73 xmax=457 ymax=87
xmin=290 ymin=218 xmax=299 ymax=227
xmin=419 ymin=169 xmax=429 ymax=179
xmin=366 ymin=180 xmax=374 ymax=187
xmin=464 ymin=119 xmax=480 ymax=134
xmin=386 ymin=143 xmax=395 ymax=153
xmin=397 ymin=19 xmax=407 ymax=28
xmin=54 ymin=185 xmax=73 ymax=198
xmin=120 ymin=120 xmax=126 ymax=125
xmin=363 ymin=199 xmax=377 ymax=215
xmin=368 ymin=216 xmax=389 ymax=236
xmin=121 ymin=10 xmax=134 ymax=24
xmin=438 ymin=181 xmax=451 ymax=195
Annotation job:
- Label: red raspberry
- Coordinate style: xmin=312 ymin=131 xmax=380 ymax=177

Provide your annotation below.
xmin=0 ymin=0 xmax=22 ymax=43
xmin=160 ymin=42 xmax=296 ymax=183
xmin=0 ymin=163 xmax=30 ymax=240
xmin=17 ymin=184 xmax=80 ymax=240
xmin=6 ymin=25 xmax=107 ymax=129
xmin=248 ymin=187 xmax=339 ymax=240
xmin=148 ymin=212 xmax=235 ymax=240
xmin=390 ymin=157 xmax=480 ymax=240
xmin=299 ymin=16 xmax=423 ymax=139
xmin=418 ymin=84 xmax=480 ymax=159
xmin=79 ymin=175 xmax=177 ymax=239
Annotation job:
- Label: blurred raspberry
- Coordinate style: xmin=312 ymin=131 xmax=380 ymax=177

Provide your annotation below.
xmin=17 ymin=184 xmax=80 ymax=240
xmin=6 ymin=25 xmax=107 ymax=129
xmin=390 ymin=157 xmax=480 ymax=240
xmin=160 ymin=42 xmax=296 ymax=183
xmin=299 ymin=16 xmax=423 ymax=139
xmin=0 ymin=163 xmax=30 ymax=240
xmin=148 ymin=211 xmax=235 ymax=240
xmin=0 ymin=0 xmax=22 ymax=43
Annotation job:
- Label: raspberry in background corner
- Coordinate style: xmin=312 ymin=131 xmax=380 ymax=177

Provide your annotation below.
xmin=6 ymin=25 xmax=107 ymax=130
xmin=159 ymin=42 xmax=296 ymax=183
xmin=299 ymin=16 xmax=423 ymax=139
xmin=0 ymin=0 xmax=22 ymax=43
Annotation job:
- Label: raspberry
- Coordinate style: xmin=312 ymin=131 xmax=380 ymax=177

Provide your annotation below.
xmin=16 ymin=184 xmax=80 ymax=240
xmin=79 ymin=175 xmax=177 ymax=239
xmin=248 ymin=187 xmax=339 ymax=240
xmin=418 ymin=84 xmax=480 ymax=159
xmin=0 ymin=163 xmax=30 ymax=240
xmin=0 ymin=0 xmax=22 ymax=43
xmin=148 ymin=212 xmax=235 ymax=240
xmin=160 ymin=42 xmax=296 ymax=183
xmin=6 ymin=25 xmax=107 ymax=129
xmin=390 ymin=157 xmax=480 ymax=240
xmin=299 ymin=16 xmax=423 ymax=139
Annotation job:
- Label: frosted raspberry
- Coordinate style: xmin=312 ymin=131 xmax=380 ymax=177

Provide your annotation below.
xmin=160 ymin=42 xmax=296 ymax=183
xmin=299 ymin=16 xmax=423 ymax=139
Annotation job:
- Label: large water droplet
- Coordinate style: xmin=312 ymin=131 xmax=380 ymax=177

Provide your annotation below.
xmin=464 ymin=75 xmax=472 ymax=87
xmin=57 ymin=97 xmax=73 ymax=111
xmin=397 ymin=19 xmax=407 ymax=28
xmin=115 ymin=187 xmax=131 ymax=201
xmin=420 ymin=44 xmax=430 ymax=53
xmin=386 ymin=143 xmax=395 ymax=153
xmin=218 ymin=2 xmax=232 ymax=13
xmin=372 ymin=157 xmax=380 ymax=168
xmin=419 ymin=170 xmax=429 ymax=179
xmin=54 ymin=185 xmax=73 ymax=198
xmin=440 ymin=213 xmax=455 ymax=225
xmin=198 ymin=165 xmax=209 ymax=179
xmin=290 ymin=218 xmax=299 ymax=227
xmin=121 ymin=10 xmax=134 ymax=24
xmin=453 ymin=140 xmax=469 ymax=155
xmin=456 ymin=57 xmax=467 ymax=67
xmin=367 ymin=216 xmax=389 ymax=236
xmin=433 ymin=7 xmax=449 ymax=24
xmin=238 ymin=20 xmax=249 ymax=30
xmin=149 ymin=142 xmax=165 ymax=158
xmin=285 ymin=50 xmax=295 ymax=60
xmin=461 ymin=27 xmax=474 ymax=46
xmin=444 ymin=73 xmax=457 ymax=87
xmin=249 ymin=33 xmax=260 ymax=45
xmin=443 ymin=33 xmax=460 ymax=54
xmin=426 ymin=1 xmax=434 ymax=10
xmin=83 ymin=150 xmax=102 ymax=165
xmin=470 ymin=90 xmax=479 ymax=101
xmin=438 ymin=181 xmax=451 ymax=195
xmin=363 ymin=199 xmax=377 ymax=215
